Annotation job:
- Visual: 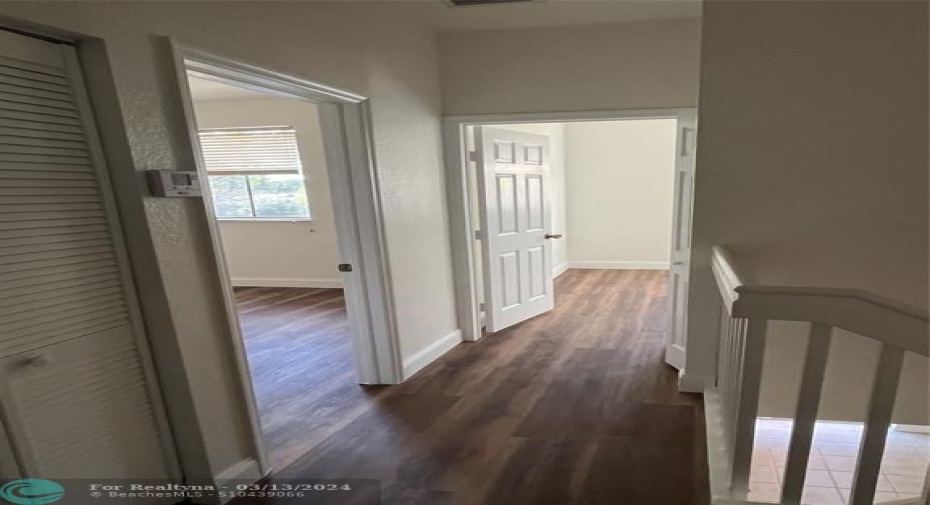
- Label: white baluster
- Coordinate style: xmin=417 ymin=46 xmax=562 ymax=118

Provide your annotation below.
xmin=724 ymin=317 xmax=739 ymax=478
xmin=850 ymin=345 xmax=905 ymax=505
xmin=727 ymin=319 xmax=745 ymax=467
xmin=781 ymin=323 xmax=833 ymax=504
xmin=730 ymin=318 xmax=768 ymax=499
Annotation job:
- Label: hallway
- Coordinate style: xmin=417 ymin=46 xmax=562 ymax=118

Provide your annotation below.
xmin=236 ymin=269 xmax=709 ymax=504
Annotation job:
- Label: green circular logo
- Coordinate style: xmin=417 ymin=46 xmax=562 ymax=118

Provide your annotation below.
xmin=0 ymin=480 xmax=65 ymax=505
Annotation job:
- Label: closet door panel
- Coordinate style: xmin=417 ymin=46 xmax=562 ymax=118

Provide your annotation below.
xmin=0 ymin=29 xmax=179 ymax=484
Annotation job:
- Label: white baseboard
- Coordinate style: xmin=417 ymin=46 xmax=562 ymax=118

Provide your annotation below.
xmin=703 ymin=389 xmax=732 ymax=503
xmin=552 ymin=262 xmax=570 ymax=278
xmin=678 ymin=370 xmax=715 ymax=393
xmin=403 ymin=329 xmax=462 ymax=380
xmin=231 ymin=277 xmax=343 ymax=289
xmin=191 ymin=458 xmax=262 ymax=504
xmin=568 ymin=261 xmax=670 ymax=270
xmin=893 ymin=424 xmax=930 ymax=433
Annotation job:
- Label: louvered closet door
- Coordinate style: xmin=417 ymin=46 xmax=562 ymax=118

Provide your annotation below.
xmin=0 ymin=30 xmax=180 ymax=482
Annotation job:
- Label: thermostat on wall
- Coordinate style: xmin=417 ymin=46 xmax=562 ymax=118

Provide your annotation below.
xmin=146 ymin=170 xmax=202 ymax=197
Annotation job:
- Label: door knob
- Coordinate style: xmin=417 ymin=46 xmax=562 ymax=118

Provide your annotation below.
xmin=544 ymin=233 xmax=563 ymax=239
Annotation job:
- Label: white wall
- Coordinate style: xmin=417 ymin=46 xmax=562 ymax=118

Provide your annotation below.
xmin=693 ymin=0 xmax=928 ymax=423
xmin=192 ymin=98 xmax=343 ymax=288
xmin=564 ymin=120 xmax=676 ymax=269
xmin=0 ymin=0 xmax=458 ymax=483
xmin=439 ymin=18 xmax=702 ymax=115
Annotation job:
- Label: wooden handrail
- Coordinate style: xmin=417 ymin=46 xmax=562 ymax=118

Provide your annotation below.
xmin=736 ymin=285 xmax=928 ymax=320
xmin=711 ymin=247 xmax=929 ymax=356
xmin=711 ymin=246 xmax=749 ymax=314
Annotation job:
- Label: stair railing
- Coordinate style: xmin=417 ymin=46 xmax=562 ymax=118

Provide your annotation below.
xmin=707 ymin=246 xmax=929 ymax=505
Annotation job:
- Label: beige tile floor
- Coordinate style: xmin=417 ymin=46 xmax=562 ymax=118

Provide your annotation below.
xmin=749 ymin=418 xmax=929 ymax=504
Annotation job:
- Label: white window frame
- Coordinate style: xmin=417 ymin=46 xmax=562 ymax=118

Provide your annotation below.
xmin=199 ymin=125 xmax=314 ymax=222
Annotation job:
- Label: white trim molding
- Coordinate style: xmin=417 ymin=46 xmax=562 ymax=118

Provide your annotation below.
xmin=231 ymin=277 xmax=344 ymax=289
xmin=552 ymin=262 xmax=570 ymax=278
xmin=568 ymin=261 xmax=670 ymax=270
xmin=893 ymin=424 xmax=930 ymax=434
xmin=403 ymin=330 xmax=463 ymax=380
xmin=702 ymin=389 xmax=732 ymax=503
xmin=203 ymin=458 xmax=262 ymax=505
xmin=677 ymin=370 xmax=715 ymax=393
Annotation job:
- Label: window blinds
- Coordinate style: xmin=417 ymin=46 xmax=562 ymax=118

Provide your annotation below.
xmin=198 ymin=126 xmax=302 ymax=174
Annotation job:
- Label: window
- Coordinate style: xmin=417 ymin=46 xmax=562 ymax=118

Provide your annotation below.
xmin=199 ymin=126 xmax=311 ymax=219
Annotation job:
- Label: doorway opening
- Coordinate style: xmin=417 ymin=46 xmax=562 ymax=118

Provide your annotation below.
xmin=172 ymin=46 xmax=402 ymax=473
xmin=445 ymin=110 xmax=696 ymax=383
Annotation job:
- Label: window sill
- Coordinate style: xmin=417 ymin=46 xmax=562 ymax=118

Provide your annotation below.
xmin=216 ymin=218 xmax=313 ymax=223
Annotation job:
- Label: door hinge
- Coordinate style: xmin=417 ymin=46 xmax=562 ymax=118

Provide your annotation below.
xmin=338 ymin=263 xmax=353 ymax=272
xmin=479 ymin=302 xmax=486 ymax=312
xmin=468 ymin=151 xmax=477 ymax=162
xmin=474 ymin=229 xmax=483 ymax=240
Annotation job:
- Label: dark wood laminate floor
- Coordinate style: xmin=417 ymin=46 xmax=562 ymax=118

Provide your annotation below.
xmin=234 ymin=286 xmax=355 ymax=471
xmin=234 ymin=270 xmax=709 ymax=505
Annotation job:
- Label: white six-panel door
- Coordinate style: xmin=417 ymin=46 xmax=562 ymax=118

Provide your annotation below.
xmin=665 ymin=112 xmax=698 ymax=370
xmin=0 ymin=29 xmax=180 ymax=483
xmin=475 ymin=127 xmax=555 ymax=332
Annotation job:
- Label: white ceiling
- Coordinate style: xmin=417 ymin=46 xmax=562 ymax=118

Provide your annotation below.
xmin=187 ymin=76 xmax=271 ymax=101
xmin=408 ymin=0 xmax=701 ymax=32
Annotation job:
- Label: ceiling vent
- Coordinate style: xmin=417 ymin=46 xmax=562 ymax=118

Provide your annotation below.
xmin=446 ymin=0 xmax=535 ymax=6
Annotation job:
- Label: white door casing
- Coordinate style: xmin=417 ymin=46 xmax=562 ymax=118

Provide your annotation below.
xmin=172 ymin=45 xmax=407 ymax=474
xmin=665 ymin=111 xmax=698 ymax=369
xmin=475 ymin=127 xmax=555 ymax=332
xmin=175 ymin=46 xmax=403 ymax=387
